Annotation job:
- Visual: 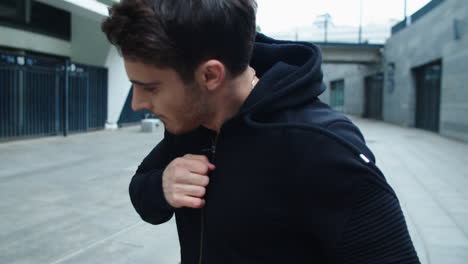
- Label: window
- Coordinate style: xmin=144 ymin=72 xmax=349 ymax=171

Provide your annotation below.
xmin=330 ymin=79 xmax=345 ymax=112
xmin=0 ymin=0 xmax=26 ymax=22
xmin=0 ymin=0 xmax=71 ymax=40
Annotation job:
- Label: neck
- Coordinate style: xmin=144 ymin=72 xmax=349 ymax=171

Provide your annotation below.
xmin=203 ymin=66 xmax=258 ymax=133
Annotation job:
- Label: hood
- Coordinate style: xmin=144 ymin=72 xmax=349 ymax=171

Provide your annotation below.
xmin=239 ymin=33 xmax=325 ymax=117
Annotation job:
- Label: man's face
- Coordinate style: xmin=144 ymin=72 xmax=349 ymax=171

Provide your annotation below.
xmin=124 ymin=60 xmax=210 ymax=135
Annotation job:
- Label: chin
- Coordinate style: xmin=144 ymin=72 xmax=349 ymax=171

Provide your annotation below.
xmin=166 ymin=122 xmax=200 ymax=135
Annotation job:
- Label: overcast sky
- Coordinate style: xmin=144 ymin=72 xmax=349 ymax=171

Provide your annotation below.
xmin=256 ymin=0 xmax=431 ymax=34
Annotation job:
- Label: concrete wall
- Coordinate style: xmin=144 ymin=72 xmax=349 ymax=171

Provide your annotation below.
xmin=71 ymin=14 xmax=110 ymax=67
xmin=321 ymin=63 xmax=382 ymax=116
xmin=0 ymin=10 xmax=110 ymax=67
xmin=384 ymin=0 xmax=468 ymax=141
xmin=0 ymin=25 xmax=71 ymax=57
xmin=105 ymin=47 xmax=131 ymax=128
xmin=320 ymin=45 xmax=383 ymax=64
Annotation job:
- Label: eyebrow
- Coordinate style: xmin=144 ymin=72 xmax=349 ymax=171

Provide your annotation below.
xmin=130 ymin=80 xmax=162 ymax=86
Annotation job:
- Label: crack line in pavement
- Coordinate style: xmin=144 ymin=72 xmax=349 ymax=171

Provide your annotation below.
xmin=0 ymin=157 xmax=95 ymax=183
xmin=382 ymin=142 xmax=432 ymax=264
xmin=398 ymin=143 xmax=463 ymax=264
xmin=404 ymin=142 xmax=468 ymax=238
xmin=48 ymin=222 xmax=143 ymax=264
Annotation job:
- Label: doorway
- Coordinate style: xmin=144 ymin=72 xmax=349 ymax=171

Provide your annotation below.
xmin=413 ymin=61 xmax=442 ymax=132
xmin=364 ymin=73 xmax=384 ymax=120
xmin=330 ymin=79 xmax=345 ymax=112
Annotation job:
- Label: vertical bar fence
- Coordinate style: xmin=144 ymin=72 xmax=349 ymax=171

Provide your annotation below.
xmin=0 ymin=50 xmax=108 ymax=141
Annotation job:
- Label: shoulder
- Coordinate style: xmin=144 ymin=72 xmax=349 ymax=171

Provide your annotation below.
xmin=269 ymin=99 xmax=394 ymax=197
xmin=274 ymin=99 xmax=375 ymax=163
xmin=274 ymin=99 xmax=349 ymax=126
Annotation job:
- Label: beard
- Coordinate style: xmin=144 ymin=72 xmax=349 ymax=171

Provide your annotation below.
xmin=166 ymin=83 xmax=213 ymax=135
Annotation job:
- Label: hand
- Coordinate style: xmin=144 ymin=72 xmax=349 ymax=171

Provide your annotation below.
xmin=162 ymin=154 xmax=215 ymax=209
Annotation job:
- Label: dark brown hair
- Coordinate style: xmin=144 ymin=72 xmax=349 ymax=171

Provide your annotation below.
xmin=101 ymin=0 xmax=257 ymax=83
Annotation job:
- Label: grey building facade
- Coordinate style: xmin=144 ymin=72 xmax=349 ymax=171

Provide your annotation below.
xmin=321 ymin=0 xmax=468 ymax=142
xmin=0 ymin=0 xmax=142 ymax=141
xmin=319 ymin=43 xmax=383 ymax=117
xmin=384 ymin=0 xmax=468 ymax=141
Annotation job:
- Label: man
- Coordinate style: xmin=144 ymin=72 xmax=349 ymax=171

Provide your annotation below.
xmin=102 ymin=0 xmax=420 ymax=263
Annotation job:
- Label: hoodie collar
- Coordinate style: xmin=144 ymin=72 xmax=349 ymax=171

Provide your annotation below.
xmin=238 ymin=33 xmax=325 ymax=116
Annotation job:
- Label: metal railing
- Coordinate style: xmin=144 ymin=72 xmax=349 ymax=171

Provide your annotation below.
xmin=0 ymin=50 xmax=108 ymax=141
xmin=391 ymin=19 xmax=407 ymax=35
xmin=411 ymin=0 xmax=445 ymax=24
xmin=391 ymin=0 xmax=446 ymax=35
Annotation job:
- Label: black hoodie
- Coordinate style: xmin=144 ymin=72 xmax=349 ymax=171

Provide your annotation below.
xmin=129 ymin=34 xmax=420 ymax=264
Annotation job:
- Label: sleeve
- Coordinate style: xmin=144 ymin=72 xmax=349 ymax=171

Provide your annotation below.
xmin=336 ymin=181 xmax=421 ymax=264
xmin=324 ymin=120 xmax=420 ymax=263
xmin=129 ymin=131 xmax=175 ymax=225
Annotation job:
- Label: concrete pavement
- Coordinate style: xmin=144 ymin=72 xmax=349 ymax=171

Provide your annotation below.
xmin=350 ymin=116 xmax=468 ymax=264
xmin=0 ymin=127 xmax=180 ymax=264
xmin=0 ymin=117 xmax=467 ymax=264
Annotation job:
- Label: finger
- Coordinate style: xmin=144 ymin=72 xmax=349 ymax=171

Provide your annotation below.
xmin=180 ymin=173 xmax=209 ymax=186
xmin=177 ymin=195 xmax=206 ymax=209
xmin=174 ymin=184 xmax=206 ymax=198
xmin=184 ymin=154 xmax=216 ymax=170
xmin=178 ymin=158 xmax=212 ymax=175
xmin=184 ymin=154 xmax=209 ymax=163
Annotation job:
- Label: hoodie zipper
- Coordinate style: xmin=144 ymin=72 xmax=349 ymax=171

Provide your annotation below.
xmin=198 ymin=133 xmax=219 ymax=264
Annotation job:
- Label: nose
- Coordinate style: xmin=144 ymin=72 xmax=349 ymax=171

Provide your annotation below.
xmin=131 ymin=86 xmax=151 ymax=112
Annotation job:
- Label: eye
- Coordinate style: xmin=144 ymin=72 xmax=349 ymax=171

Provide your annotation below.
xmin=143 ymin=86 xmax=158 ymax=93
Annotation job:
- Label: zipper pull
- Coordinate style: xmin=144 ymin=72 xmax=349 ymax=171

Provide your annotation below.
xmin=211 ymin=144 xmax=216 ymax=156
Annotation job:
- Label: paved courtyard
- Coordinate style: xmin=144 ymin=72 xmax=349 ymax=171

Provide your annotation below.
xmin=0 ymin=116 xmax=467 ymax=264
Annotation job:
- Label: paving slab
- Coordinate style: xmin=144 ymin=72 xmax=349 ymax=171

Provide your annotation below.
xmin=351 ymin=116 xmax=468 ymax=264
xmin=0 ymin=116 xmax=467 ymax=264
xmin=0 ymin=127 xmax=180 ymax=264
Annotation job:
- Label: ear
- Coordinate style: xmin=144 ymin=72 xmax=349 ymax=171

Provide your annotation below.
xmin=195 ymin=60 xmax=226 ymax=92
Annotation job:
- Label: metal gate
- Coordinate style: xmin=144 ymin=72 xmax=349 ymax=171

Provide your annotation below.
xmin=414 ymin=61 xmax=442 ymax=132
xmin=0 ymin=50 xmax=108 ymax=141
xmin=23 ymin=66 xmax=63 ymax=137
xmin=330 ymin=79 xmax=345 ymax=112
xmin=364 ymin=73 xmax=383 ymax=120
xmin=0 ymin=65 xmax=20 ymax=138
xmin=68 ymin=64 xmax=107 ymax=133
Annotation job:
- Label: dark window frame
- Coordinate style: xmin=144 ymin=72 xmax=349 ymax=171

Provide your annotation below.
xmin=411 ymin=59 xmax=443 ymax=132
xmin=0 ymin=0 xmax=71 ymax=41
xmin=330 ymin=79 xmax=345 ymax=112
